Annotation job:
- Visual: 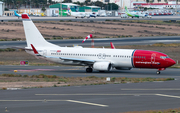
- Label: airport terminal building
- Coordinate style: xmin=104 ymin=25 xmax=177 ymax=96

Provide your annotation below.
xmin=49 ymin=3 xmax=100 ymax=16
xmin=134 ymin=0 xmax=180 ymax=9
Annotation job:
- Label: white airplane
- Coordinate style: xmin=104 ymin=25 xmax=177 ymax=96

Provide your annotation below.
xmin=66 ymin=8 xmax=85 ymax=18
xmin=21 ymin=14 xmax=176 ymax=74
xmin=14 ymin=11 xmax=29 ymax=19
xmin=66 ymin=8 xmax=97 ymax=18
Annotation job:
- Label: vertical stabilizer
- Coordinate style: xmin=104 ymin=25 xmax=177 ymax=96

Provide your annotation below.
xmin=22 ymin=14 xmax=59 ymax=48
xmin=67 ymin=8 xmax=72 ymax=15
xmin=125 ymin=6 xmax=129 ymax=13
xmin=14 ymin=11 xmax=20 ymax=17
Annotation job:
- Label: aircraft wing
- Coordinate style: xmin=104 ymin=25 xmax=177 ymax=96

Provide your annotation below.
xmin=31 ymin=44 xmax=94 ymax=64
xmin=12 ymin=46 xmax=32 ymax=51
xmin=60 ymin=57 xmax=95 ymax=64
xmin=45 ymin=56 xmax=95 ymax=64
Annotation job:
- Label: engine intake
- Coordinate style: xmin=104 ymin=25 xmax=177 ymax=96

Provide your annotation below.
xmin=93 ymin=62 xmax=112 ymax=71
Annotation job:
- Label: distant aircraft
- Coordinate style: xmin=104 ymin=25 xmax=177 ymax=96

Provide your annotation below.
xmin=88 ymin=12 xmax=97 ymax=18
xmin=21 ymin=14 xmax=176 ymax=74
xmin=67 ymin=7 xmax=97 ymax=18
xmin=14 ymin=11 xmax=29 ymax=19
xmin=125 ymin=6 xmax=146 ymax=18
xmin=14 ymin=11 xmax=21 ymax=18
xmin=66 ymin=8 xmax=86 ymax=18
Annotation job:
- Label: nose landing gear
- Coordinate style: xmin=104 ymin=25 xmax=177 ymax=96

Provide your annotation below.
xmin=156 ymin=71 xmax=161 ymax=74
xmin=156 ymin=68 xmax=165 ymax=74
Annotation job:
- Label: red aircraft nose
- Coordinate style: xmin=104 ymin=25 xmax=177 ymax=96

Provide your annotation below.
xmin=167 ymin=58 xmax=176 ymax=67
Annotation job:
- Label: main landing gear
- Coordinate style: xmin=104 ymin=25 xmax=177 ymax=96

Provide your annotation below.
xmin=86 ymin=67 xmax=93 ymax=73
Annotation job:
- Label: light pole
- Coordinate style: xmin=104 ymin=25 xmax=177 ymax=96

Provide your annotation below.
xmin=12 ymin=0 xmax=14 ymax=9
xmin=61 ymin=0 xmax=62 ymax=17
xmin=30 ymin=0 xmax=31 ymax=14
xmin=30 ymin=0 xmax=31 ymax=8
xmin=25 ymin=1 xmax=27 ymax=8
xmin=175 ymin=0 xmax=177 ymax=15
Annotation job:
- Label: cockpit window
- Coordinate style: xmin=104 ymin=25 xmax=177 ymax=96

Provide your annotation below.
xmin=160 ymin=56 xmax=169 ymax=59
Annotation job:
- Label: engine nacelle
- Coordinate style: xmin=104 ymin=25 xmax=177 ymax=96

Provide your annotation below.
xmin=115 ymin=67 xmax=132 ymax=70
xmin=93 ymin=62 xmax=112 ymax=71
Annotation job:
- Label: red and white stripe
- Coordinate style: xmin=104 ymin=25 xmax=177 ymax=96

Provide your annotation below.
xmin=82 ymin=34 xmax=93 ymax=43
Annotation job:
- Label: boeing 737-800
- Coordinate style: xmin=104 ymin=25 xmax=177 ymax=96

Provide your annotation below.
xmin=21 ymin=14 xmax=175 ymax=74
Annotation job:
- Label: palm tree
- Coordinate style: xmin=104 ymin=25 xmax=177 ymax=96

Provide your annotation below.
xmin=146 ymin=0 xmax=149 ymax=3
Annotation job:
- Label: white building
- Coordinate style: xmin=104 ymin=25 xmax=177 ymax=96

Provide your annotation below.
xmin=133 ymin=0 xmax=180 ymax=9
xmin=50 ymin=0 xmax=134 ymax=9
xmin=49 ymin=0 xmax=179 ymax=9
xmin=0 ymin=1 xmax=4 ymax=16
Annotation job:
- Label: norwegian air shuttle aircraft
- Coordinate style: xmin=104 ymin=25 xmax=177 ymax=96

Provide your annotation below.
xmin=21 ymin=14 xmax=175 ymax=74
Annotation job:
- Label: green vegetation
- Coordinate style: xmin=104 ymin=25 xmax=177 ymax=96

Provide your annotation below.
xmin=0 ymin=74 xmax=174 ymax=83
xmin=125 ymin=107 xmax=180 ymax=113
xmin=0 ymin=48 xmax=16 ymax=52
xmin=0 ymin=74 xmax=175 ymax=89
xmin=105 ymin=20 xmax=180 ymax=25
xmin=151 ymin=43 xmax=180 ymax=47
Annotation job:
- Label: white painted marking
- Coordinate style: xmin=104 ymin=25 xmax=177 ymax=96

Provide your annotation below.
xmin=156 ymin=94 xmax=180 ymax=99
xmin=0 ymin=100 xmax=65 ymax=102
xmin=147 ymin=40 xmax=180 ymax=43
xmin=66 ymin=100 xmax=108 ymax=107
xmin=7 ymin=88 xmax=21 ymax=90
xmin=121 ymin=89 xmax=180 ymax=90
xmin=0 ymin=99 xmax=108 ymax=107
xmin=35 ymin=94 xmax=155 ymax=96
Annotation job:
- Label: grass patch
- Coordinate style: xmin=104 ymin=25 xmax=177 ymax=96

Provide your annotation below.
xmin=0 ymin=48 xmax=16 ymax=52
xmin=0 ymin=74 xmax=174 ymax=84
xmin=2 ymin=87 xmax=7 ymax=90
xmin=121 ymin=20 xmax=176 ymax=25
xmin=125 ymin=107 xmax=180 ymax=113
xmin=152 ymin=43 xmax=180 ymax=47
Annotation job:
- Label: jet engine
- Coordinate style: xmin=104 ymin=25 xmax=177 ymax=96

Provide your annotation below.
xmin=93 ymin=62 xmax=112 ymax=71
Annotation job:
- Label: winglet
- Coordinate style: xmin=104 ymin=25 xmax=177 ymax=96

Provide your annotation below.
xmin=30 ymin=44 xmax=39 ymax=55
xmin=110 ymin=42 xmax=115 ymax=49
xmin=22 ymin=14 xmax=30 ymax=19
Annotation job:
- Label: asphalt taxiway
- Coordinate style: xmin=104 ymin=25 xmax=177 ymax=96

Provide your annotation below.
xmin=1 ymin=15 xmax=180 ymax=22
xmin=0 ymin=65 xmax=180 ymax=78
xmin=0 ymin=36 xmax=180 ymax=49
xmin=0 ymin=65 xmax=180 ymax=113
